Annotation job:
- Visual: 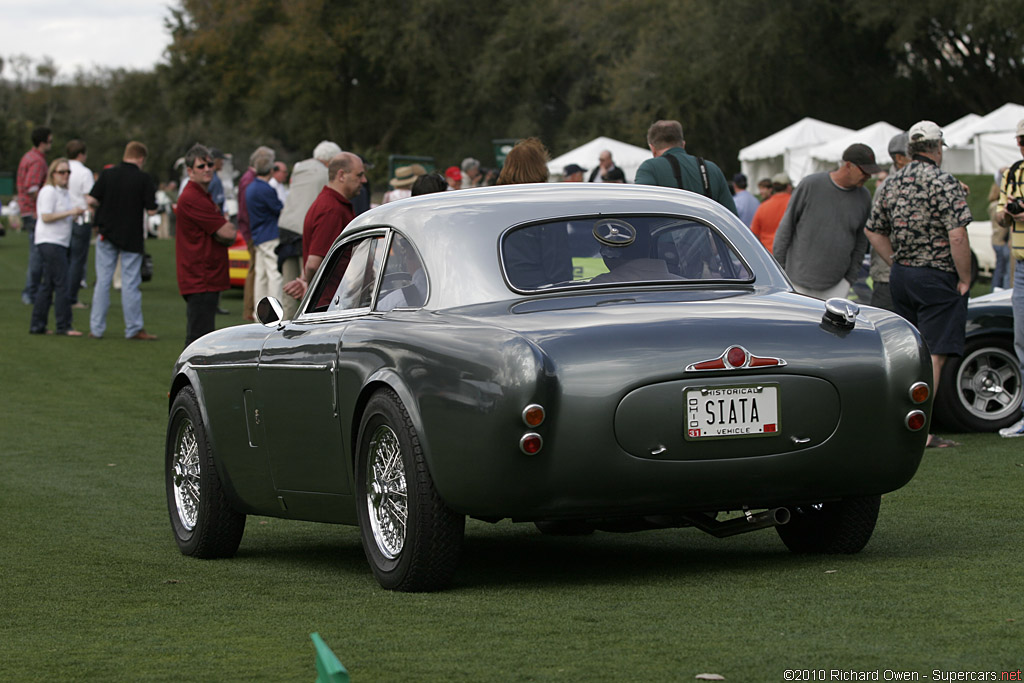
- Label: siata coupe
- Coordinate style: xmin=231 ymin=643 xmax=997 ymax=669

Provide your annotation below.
xmin=166 ymin=183 xmax=932 ymax=591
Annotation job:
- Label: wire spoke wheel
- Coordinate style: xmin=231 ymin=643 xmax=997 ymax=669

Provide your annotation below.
xmin=171 ymin=418 xmax=201 ymax=531
xmin=356 ymin=389 xmax=464 ymax=591
xmin=365 ymin=425 xmax=408 ymax=559
xmin=165 ymin=387 xmax=246 ymax=558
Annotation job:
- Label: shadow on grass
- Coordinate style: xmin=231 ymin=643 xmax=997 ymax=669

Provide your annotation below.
xmin=223 ymin=514 xmax=938 ymax=590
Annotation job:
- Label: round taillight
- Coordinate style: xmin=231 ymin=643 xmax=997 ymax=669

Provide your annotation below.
xmin=909 ymin=382 xmax=930 ymax=404
xmin=906 ymin=410 xmax=926 ymax=431
xmin=726 ymin=346 xmax=747 ymax=367
xmin=520 ymin=433 xmax=543 ymax=455
xmin=522 ymin=404 xmax=545 ymax=427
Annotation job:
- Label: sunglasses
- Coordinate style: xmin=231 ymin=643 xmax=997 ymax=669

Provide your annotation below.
xmin=1017 ymin=136 xmax=1024 ymax=146
xmin=193 ymin=161 xmax=213 ymax=170
xmin=53 ymin=169 xmax=70 ymax=175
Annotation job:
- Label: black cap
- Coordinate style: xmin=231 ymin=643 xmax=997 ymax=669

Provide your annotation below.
xmin=842 ymin=143 xmax=881 ymax=174
xmin=563 ymin=163 xmax=587 ymax=175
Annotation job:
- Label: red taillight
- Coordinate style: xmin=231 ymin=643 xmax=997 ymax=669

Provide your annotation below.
xmin=909 ymin=382 xmax=930 ymax=404
xmin=726 ymin=346 xmax=747 ymax=367
xmin=520 ymin=433 xmax=543 ymax=455
xmin=906 ymin=410 xmax=926 ymax=431
xmin=522 ymin=404 xmax=545 ymax=427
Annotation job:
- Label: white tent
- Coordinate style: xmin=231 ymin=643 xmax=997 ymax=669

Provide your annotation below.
xmin=806 ymin=121 xmax=904 ymax=175
xmin=939 ymin=113 xmax=982 ymax=174
xmin=944 ymin=103 xmax=1024 ymax=174
xmin=738 ymin=117 xmax=854 ymax=185
xmin=547 ymin=136 xmax=652 ymax=183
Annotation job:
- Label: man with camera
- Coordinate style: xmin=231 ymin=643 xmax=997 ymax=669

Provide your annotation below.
xmin=995 ymin=119 xmax=1024 ymax=437
xmin=865 ymin=120 xmax=972 ymax=448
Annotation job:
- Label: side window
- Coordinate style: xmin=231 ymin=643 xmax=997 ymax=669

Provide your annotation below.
xmin=376 ymin=234 xmax=427 ymax=311
xmin=306 ymin=236 xmax=385 ymax=314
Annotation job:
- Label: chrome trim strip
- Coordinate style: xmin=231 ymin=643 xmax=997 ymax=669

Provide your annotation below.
xmin=192 ymin=363 xmax=260 ymax=370
xmin=258 ymin=363 xmax=332 ymax=371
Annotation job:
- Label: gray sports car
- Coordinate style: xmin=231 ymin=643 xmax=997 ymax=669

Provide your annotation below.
xmin=166 ymin=183 xmax=931 ymax=591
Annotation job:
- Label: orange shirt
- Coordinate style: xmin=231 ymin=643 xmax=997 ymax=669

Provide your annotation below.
xmin=750 ymin=191 xmax=791 ymax=253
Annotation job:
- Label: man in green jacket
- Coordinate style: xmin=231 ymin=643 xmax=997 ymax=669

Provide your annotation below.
xmin=634 ymin=120 xmax=737 ymax=215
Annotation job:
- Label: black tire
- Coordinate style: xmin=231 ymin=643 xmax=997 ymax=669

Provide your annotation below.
xmin=935 ymin=335 xmax=1023 ymax=432
xmin=355 ymin=389 xmax=464 ymax=591
xmin=534 ymin=520 xmax=596 ymax=536
xmin=776 ymin=495 xmax=880 ymax=554
xmin=165 ymin=387 xmax=246 ymax=558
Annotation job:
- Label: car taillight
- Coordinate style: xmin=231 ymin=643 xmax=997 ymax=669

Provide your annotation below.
xmin=520 ymin=433 xmax=543 ymax=455
xmin=905 ymin=410 xmax=926 ymax=431
xmin=909 ymin=382 xmax=930 ymax=404
xmin=522 ymin=404 xmax=545 ymax=427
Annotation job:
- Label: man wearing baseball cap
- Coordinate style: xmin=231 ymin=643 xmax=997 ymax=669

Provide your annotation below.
xmin=865 ymin=120 xmax=973 ymax=448
xmin=772 ymin=142 xmax=879 ymax=299
xmin=994 ymin=118 xmax=1024 ymax=436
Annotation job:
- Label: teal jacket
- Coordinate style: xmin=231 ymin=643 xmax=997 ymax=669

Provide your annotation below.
xmin=635 ymin=147 xmax=738 ymax=216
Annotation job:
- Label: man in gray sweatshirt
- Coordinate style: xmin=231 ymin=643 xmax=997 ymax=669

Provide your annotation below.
xmin=772 ymin=143 xmax=881 ymax=299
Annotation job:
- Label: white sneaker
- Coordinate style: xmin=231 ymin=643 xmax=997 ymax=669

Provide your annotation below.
xmin=998 ymin=417 xmax=1024 ymax=437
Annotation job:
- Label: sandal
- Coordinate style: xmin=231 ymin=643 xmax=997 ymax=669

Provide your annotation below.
xmin=926 ymin=435 xmax=960 ymax=448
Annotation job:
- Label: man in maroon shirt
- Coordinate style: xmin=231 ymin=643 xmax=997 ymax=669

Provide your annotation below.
xmin=175 ymin=144 xmax=238 ymax=347
xmin=282 ymin=152 xmax=365 ymax=305
xmin=17 ymin=126 xmax=52 ymax=305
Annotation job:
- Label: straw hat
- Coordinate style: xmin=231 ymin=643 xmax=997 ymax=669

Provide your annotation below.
xmin=390 ymin=164 xmax=427 ymax=188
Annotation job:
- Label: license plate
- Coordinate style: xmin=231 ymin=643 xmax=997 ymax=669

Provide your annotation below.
xmin=684 ymin=384 xmax=780 ymax=440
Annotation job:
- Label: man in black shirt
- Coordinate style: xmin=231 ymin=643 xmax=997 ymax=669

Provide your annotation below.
xmin=88 ymin=141 xmax=159 ymax=340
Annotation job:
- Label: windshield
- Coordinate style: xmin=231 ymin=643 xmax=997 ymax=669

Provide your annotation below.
xmin=502 ymin=216 xmax=753 ymax=291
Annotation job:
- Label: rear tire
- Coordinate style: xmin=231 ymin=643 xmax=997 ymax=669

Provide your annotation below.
xmin=355 ymin=389 xmax=464 ymax=591
xmin=776 ymin=495 xmax=880 ymax=554
xmin=166 ymin=387 xmax=246 ymax=558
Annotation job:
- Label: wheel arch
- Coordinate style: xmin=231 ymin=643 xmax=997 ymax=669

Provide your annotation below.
xmin=351 ymin=369 xmax=432 ymax=476
xmin=168 ymin=367 xmax=217 ymax=450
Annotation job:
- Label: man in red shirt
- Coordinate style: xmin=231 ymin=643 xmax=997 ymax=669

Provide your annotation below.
xmin=750 ymin=172 xmax=792 ymax=254
xmin=282 ymin=152 xmax=365 ymax=306
xmin=175 ymin=144 xmax=238 ymax=347
xmin=17 ymin=126 xmax=52 ymax=305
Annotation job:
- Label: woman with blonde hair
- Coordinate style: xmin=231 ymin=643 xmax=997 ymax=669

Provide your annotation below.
xmin=496 ymin=138 xmax=551 ymax=185
xmin=30 ymin=158 xmax=85 ymax=335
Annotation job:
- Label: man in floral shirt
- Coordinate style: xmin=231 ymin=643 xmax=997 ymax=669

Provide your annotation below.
xmin=17 ymin=127 xmax=52 ymax=305
xmin=865 ymin=120 xmax=972 ymax=448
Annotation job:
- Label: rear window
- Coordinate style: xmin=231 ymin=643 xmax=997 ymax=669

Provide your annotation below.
xmin=501 ymin=216 xmax=753 ymax=291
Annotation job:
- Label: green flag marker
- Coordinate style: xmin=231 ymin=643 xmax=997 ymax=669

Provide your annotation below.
xmin=311 ymin=632 xmax=349 ymax=683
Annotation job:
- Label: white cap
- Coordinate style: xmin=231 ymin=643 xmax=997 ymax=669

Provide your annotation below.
xmin=908 ymin=120 xmax=944 ymax=144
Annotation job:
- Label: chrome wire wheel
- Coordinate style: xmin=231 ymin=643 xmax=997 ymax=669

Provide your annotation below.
xmin=955 ymin=345 xmax=1022 ymax=423
xmin=171 ymin=417 xmax=201 ymax=532
xmin=365 ymin=425 xmax=408 ymax=560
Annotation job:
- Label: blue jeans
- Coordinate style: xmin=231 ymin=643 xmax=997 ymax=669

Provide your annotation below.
xmin=67 ymin=221 xmax=91 ymax=304
xmin=1015 ymin=259 xmax=1024 ymax=374
xmin=90 ymin=237 xmax=145 ymax=338
xmin=992 ymin=244 xmax=1012 ymax=291
xmin=30 ymin=243 xmax=72 ymax=333
xmin=21 ymin=216 xmax=42 ymax=301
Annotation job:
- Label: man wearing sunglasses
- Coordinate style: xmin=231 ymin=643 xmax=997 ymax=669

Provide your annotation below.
xmin=995 ymin=120 xmax=1024 ymax=437
xmin=88 ymin=141 xmax=159 ymax=340
xmin=175 ymin=144 xmax=238 ymax=347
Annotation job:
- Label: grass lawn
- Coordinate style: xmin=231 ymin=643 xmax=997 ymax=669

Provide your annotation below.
xmin=1 ymin=230 xmax=1022 ymax=681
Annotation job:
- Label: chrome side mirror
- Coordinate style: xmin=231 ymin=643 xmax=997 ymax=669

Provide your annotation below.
xmin=256 ymin=297 xmax=284 ymax=327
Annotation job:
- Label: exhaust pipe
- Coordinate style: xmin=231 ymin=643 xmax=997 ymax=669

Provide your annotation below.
xmin=681 ymin=507 xmax=791 ymax=538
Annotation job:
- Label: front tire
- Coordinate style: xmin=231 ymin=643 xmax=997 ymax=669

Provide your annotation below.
xmin=166 ymin=387 xmax=246 ymax=558
xmin=776 ymin=495 xmax=880 ymax=554
xmin=355 ymin=389 xmax=464 ymax=591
